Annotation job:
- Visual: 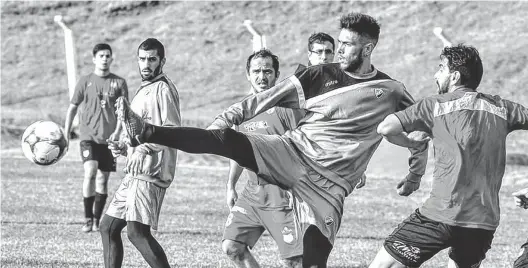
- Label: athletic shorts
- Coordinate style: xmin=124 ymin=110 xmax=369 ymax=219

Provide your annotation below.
xmin=105 ymin=176 xmax=166 ymax=230
xmin=383 ymin=209 xmax=495 ymax=267
xmin=246 ymin=133 xmax=347 ymax=246
xmin=222 ymin=195 xmax=303 ymax=259
xmin=80 ymin=140 xmax=116 ymax=172
xmin=514 ymin=238 xmax=528 ymax=268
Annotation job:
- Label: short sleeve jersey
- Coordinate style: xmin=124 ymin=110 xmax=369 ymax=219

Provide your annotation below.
xmin=239 ymin=106 xmax=304 ymax=210
xmin=285 ymin=63 xmax=419 ymax=194
xmin=71 ymin=73 xmax=128 ymax=144
xmin=394 ymin=87 xmax=528 ymax=230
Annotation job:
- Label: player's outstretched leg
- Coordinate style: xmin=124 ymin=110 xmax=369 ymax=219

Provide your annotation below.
xmin=116 ymin=96 xmax=258 ymax=172
xmin=127 ymin=221 xmax=171 ymax=268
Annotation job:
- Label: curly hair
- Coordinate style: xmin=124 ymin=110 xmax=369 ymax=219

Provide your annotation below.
xmin=441 ymin=44 xmax=483 ymax=89
xmin=308 ymin=32 xmax=335 ymax=51
xmin=339 ymin=12 xmax=380 ymax=45
xmin=245 ymin=49 xmax=280 ymax=75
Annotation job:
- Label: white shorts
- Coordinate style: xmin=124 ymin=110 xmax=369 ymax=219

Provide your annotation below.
xmin=105 ymin=176 xmax=166 ymax=230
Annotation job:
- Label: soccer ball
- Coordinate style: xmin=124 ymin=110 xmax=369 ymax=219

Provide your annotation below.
xmin=21 ymin=120 xmax=68 ymax=165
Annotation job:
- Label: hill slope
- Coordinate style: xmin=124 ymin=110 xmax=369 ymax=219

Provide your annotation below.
xmin=2 ymin=1 xmax=528 ymax=150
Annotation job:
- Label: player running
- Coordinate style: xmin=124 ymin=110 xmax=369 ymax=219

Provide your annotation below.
xmin=513 ymin=187 xmax=528 ymax=268
xmin=222 ymin=49 xmax=304 ymax=268
xmin=371 ymin=44 xmax=528 ymax=267
xmin=117 ymin=13 xmax=428 ymax=267
xmin=100 ymin=38 xmax=180 ymax=268
xmin=63 ymin=43 xmax=128 ymax=233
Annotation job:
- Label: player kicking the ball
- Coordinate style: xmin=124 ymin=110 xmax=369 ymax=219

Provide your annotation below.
xmin=117 ymin=13 xmax=428 ymax=267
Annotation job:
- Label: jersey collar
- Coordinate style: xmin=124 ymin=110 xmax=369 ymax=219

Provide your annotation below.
xmin=343 ymin=65 xmax=377 ymax=80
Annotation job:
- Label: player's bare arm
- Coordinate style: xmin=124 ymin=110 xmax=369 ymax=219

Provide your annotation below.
xmin=377 ymin=114 xmax=430 ymax=149
xmin=63 ymin=103 xmax=79 ymax=144
xmin=209 ymin=79 xmax=300 ymax=129
xmin=226 ymin=160 xmax=243 ymax=209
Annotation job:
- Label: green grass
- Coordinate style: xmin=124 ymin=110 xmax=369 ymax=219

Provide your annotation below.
xmin=2 ymin=141 xmax=527 ymax=267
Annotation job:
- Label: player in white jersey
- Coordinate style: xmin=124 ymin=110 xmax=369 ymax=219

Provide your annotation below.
xmin=117 ymin=13 xmax=428 ymax=267
xmin=100 ymin=38 xmax=180 ymax=268
xmin=222 ymin=49 xmax=304 ymax=268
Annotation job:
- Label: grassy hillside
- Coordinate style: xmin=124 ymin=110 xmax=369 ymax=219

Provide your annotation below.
xmin=2 ymin=1 xmax=528 ymax=150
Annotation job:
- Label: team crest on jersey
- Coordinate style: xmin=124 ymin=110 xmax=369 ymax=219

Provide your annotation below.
xmin=281 ymin=227 xmax=295 ymax=244
xmin=391 ymin=241 xmax=420 ymax=262
xmin=243 ymin=121 xmax=268 ymax=132
xmin=266 ymin=108 xmax=275 ymax=114
xmin=374 ymin=88 xmax=385 ymax=99
xmin=324 ymin=216 xmax=334 ymax=226
xmin=110 ymin=80 xmax=118 ymax=90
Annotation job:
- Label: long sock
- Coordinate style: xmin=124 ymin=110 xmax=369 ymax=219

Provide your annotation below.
xmin=127 ymin=221 xmax=171 ymax=268
xmin=147 ymin=126 xmax=258 ymax=172
xmin=94 ymin=193 xmax=108 ymax=220
xmin=84 ymin=196 xmax=95 ymax=218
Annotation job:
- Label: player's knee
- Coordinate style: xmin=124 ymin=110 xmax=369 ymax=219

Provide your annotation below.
xmin=222 ymin=240 xmax=247 ymax=260
xmin=99 ymin=216 xmax=113 ymax=236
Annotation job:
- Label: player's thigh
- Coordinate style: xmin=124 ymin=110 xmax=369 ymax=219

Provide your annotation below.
xmin=383 ymin=209 xmax=450 ymax=267
xmin=125 ymin=179 xmax=166 ymax=230
xmin=223 ymin=198 xmax=265 ymax=248
xmin=259 ymin=208 xmax=303 ymax=260
xmin=246 ymin=134 xmax=306 ymax=189
xmin=448 ymin=226 xmax=495 ymax=267
xmin=105 ymin=177 xmax=131 ymax=220
xmin=369 ymin=246 xmax=407 ymax=268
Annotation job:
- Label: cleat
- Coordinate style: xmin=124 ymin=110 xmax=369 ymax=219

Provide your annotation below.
xmin=116 ymin=97 xmax=146 ymax=147
xmin=92 ymin=218 xmax=100 ymax=232
xmin=82 ymin=218 xmax=93 ymax=233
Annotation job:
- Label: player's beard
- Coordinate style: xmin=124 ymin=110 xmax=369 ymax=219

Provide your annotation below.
xmin=343 ymin=49 xmax=364 ymax=73
xmin=140 ymin=65 xmax=163 ymax=81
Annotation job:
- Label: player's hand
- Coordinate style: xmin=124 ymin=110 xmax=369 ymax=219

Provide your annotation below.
xmin=513 ymin=188 xmax=528 ymax=209
xmin=108 ymin=131 xmax=119 ymax=142
xmin=125 ymin=151 xmax=147 ymax=177
xmin=397 ymin=173 xmax=422 ymax=196
xmin=107 ymin=139 xmax=127 ymax=158
xmin=355 ymin=173 xmax=367 ymax=189
xmin=206 ymin=118 xmax=230 ymax=130
xmin=226 ymin=188 xmax=238 ymax=210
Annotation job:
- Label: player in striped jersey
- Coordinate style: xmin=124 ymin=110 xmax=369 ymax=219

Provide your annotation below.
xmin=372 ymin=44 xmax=528 ymax=267
xmin=117 ymin=13 xmax=428 ymax=267
xmin=222 ymin=49 xmax=305 ymax=268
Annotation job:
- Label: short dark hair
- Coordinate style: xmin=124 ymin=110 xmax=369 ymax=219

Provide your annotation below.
xmin=138 ymin=38 xmax=165 ymax=59
xmin=245 ymin=49 xmax=279 ymax=75
xmin=441 ymin=44 xmax=483 ymax=89
xmin=92 ymin=43 xmax=112 ymax=56
xmin=308 ymin=32 xmax=335 ymax=51
xmin=339 ymin=13 xmax=380 ymax=45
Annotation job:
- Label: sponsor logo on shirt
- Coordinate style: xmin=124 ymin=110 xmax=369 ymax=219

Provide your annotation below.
xmin=391 ymin=241 xmax=420 ymax=262
xmin=281 ymin=226 xmax=295 ymax=244
xmin=243 ymin=121 xmax=268 ymax=132
xmin=325 ymin=80 xmax=338 ymax=87
xmin=110 ymin=80 xmax=118 ymax=90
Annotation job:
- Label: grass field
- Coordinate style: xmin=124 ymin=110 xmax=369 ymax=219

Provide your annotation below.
xmin=2 ymin=140 xmax=527 ymax=267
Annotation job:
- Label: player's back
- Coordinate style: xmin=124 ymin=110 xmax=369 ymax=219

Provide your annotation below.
xmin=409 ymin=88 xmax=528 ymax=230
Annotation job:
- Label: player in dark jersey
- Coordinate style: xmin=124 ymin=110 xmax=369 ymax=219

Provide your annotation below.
xmin=64 ymin=43 xmax=128 ymax=233
xmin=296 ymin=32 xmax=335 ymax=73
xmin=513 ymin=187 xmax=528 ymax=268
xmin=116 ymin=13 xmax=428 ymax=267
xmin=372 ymin=44 xmax=528 ymax=267
xmin=222 ymin=49 xmax=304 ymax=268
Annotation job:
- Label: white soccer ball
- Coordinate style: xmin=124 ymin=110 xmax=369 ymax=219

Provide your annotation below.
xmin=21 ymin=120 xmax=68 ymax=165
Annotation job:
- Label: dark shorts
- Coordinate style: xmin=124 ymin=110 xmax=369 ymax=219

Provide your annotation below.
xmin=384 ymin=209 xmax=495 ymax=267
xmin=514 ymin=239 xmax=528 ymax=268
xmin=222 ymin=196 xmax=302 ymax=259
xmin=79 ymin=140 xmax=116 ymax=172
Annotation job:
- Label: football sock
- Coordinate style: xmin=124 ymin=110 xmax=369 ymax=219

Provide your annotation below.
xmin=127 ymin=221 xmax=171 ymax=268
xmin=303 ymin=225 xmax=332 ymax=268
xmin=84 ymin=196 xmax=95 ymax=219
xmin=147 ymin=126 xmax=259 ymax=172
xmin=94 ymin=193 xmax=108 ymax=220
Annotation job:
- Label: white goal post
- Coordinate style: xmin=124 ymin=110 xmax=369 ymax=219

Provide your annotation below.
xmin=243 ymin=20 xmax=267 ymax=52
xmin=54 ymin=15 xmax=78 ymax=101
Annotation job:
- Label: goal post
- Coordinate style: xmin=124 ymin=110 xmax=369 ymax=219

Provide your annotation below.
xmin=243 ymin=20 xmax=267 ymax=52
xmin=54 ymin=15 xmax=78 ymax=101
